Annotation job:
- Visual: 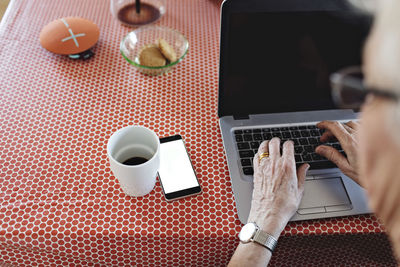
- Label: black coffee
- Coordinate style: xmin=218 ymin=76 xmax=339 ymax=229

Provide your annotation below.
xmin=122 ymin=157 xmax=148 ymax=166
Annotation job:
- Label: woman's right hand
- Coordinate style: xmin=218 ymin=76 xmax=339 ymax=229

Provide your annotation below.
xmin=315 ymin=120 xmax=361 ymax=185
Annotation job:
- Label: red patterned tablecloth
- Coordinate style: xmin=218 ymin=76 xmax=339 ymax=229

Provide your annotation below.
xmin=0 ymin=0 xmax=396 ymax=266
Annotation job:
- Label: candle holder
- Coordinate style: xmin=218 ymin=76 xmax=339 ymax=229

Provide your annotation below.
xmin=110 ymin=0 xmax=166 ymax=27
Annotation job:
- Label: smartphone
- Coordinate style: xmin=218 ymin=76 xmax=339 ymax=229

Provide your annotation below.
xmin=159 ymin=135 xmax=202 ymax=201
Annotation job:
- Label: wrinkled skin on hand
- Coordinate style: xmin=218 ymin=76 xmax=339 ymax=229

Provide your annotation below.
xmin=315 ymin=120 xmax=361 ymax=185
xmin=248 ymin=138 xmax=309 ymax=235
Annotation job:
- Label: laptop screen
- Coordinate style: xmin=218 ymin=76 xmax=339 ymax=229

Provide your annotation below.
xmin=219 ymin=11 xmax=372 ymax=117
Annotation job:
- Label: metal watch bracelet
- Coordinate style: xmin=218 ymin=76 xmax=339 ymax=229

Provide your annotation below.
xmin=239 ymin=222 xmax=278 ymax=252
xmin=253 ymin=227 xmax=278 ymax=252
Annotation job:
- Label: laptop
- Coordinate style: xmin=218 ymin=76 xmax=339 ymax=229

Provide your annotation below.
xmin=218 ymin=0 xmax=372 ymax=223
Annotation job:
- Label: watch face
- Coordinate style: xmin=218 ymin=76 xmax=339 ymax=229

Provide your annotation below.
xmin=239 ymin=223 xmax=257 ymax=242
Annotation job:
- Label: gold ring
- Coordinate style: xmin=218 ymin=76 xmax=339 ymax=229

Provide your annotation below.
xmin=258 ymin=152 xmax=269 ymax=163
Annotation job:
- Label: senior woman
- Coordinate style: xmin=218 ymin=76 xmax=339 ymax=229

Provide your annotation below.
xmin=228 ymin=0 xmax=400 ymax=265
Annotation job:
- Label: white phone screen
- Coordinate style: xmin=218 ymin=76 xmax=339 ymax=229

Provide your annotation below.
xmin=159 ymin=139 xmax=199 ymax=194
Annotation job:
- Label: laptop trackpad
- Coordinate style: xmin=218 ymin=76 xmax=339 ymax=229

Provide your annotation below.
xmin=298 ymin=177 xmax=351 ymax=214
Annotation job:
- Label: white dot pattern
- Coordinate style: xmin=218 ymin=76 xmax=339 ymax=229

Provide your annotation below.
xmin=0 ymin=0 xmax=394 ymax=265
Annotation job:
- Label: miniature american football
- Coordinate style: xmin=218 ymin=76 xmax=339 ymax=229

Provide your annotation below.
xmin=39 ymin=17 xmax=100 ymax=56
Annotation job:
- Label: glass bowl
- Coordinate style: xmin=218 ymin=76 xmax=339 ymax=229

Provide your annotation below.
xmin=120 ymin=26 xmax=189 ymax=75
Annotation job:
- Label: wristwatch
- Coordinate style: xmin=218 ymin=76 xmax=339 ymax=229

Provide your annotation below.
xmin=238 ymin=222 xmax=278 ymax=252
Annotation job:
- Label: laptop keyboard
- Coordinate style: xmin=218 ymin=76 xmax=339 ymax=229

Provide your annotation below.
xmin=234 ymin=125 xmax=345 ymax=175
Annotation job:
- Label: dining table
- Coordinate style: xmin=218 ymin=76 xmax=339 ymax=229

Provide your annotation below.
xmin=0 ymin=0 xmax=397 ymax=265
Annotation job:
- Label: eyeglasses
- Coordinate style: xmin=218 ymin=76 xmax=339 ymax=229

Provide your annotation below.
xmin=330 ymin=66 xmax=400 ymax=109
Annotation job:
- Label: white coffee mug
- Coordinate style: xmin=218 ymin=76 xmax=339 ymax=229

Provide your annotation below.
xmin=107 ymin=126 xmax=160 ymax=197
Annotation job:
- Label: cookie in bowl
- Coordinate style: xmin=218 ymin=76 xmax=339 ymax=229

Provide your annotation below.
xmin=120 ymin=26 xmax=189 ymax=75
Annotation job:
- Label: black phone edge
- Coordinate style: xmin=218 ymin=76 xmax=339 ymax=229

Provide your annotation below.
xmin=160 ymin=134 xmax=182 ymax=143
xmin=164 ymin=186 xmax=202 ymax=201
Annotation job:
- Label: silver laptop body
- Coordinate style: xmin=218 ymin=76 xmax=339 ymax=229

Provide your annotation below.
xmin=218 ymin=0 xmax=372 ymax=223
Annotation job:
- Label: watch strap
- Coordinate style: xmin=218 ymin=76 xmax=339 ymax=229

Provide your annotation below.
xmin=253 ymin=227 xmax=278 ymax=252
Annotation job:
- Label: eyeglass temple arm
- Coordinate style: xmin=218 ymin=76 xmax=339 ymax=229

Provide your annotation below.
xmin=331 ymin=73 xmax=400 ymax=101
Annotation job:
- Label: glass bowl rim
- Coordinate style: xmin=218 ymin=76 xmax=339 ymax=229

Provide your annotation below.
xmin=120 ymin=25 xmax=189 ymax=69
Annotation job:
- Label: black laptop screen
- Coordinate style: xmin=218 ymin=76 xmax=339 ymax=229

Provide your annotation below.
xmin=220 ymin=11 xmax=372 ymax=117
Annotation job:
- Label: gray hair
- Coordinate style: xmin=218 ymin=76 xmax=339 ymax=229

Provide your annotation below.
xmin=348 ymin=0 xmax=377 ymax=13
xmin=351 ymin=0 xmax=400 ymax=145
